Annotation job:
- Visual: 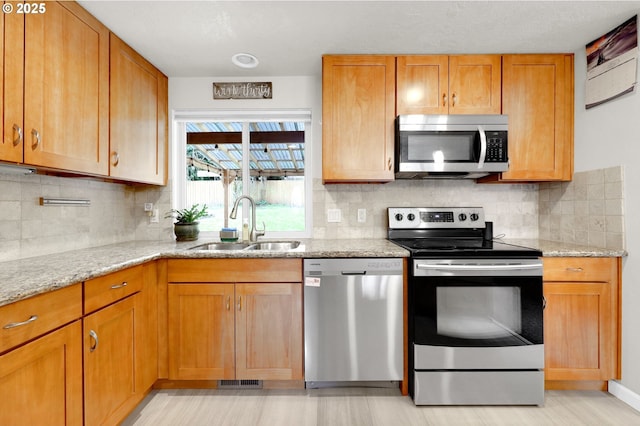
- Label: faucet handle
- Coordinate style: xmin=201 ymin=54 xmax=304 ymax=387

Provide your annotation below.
xmin=255 ymin=221 xmax=266 ymax=237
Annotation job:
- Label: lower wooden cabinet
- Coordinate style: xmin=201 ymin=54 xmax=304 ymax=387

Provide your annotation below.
xmin=0 ymin=321 xmax=83 ymax=426
xmin=167 ymin=259 xmax=303 ymax=382
xmin=83 ymin=263 xmax=158 ymax=425
xmin=84 ymin=294 xmax=139 ymax=426
xmin=543 ymin=257 xmax=620 ymax=390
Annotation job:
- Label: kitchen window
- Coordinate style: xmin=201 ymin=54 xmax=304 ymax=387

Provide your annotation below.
xmin=172 ymin=110 xmax=312 ymax=239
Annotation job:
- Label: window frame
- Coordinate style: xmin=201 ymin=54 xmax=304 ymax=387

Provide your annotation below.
xmin=171 ymin=109 xmax=313 ymax=239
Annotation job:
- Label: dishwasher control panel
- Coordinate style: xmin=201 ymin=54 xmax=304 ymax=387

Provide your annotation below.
xmin=303 ymin=258 xmax=403 ymax=276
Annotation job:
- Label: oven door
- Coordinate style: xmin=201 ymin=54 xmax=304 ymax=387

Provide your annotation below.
xmin=410 ymin=258 xmax=544 ymax=370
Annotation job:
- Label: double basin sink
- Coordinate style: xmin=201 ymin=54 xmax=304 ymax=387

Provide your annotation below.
xmin=189 ymin=241 xmax=301 ymax=252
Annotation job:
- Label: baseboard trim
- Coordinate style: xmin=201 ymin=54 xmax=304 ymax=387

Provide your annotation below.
xmin=609 ymin=380 xmax=640 ymax=413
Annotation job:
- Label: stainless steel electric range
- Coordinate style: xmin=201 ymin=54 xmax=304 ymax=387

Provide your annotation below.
xmin=388 ymin=207 xmax=545 ymax=406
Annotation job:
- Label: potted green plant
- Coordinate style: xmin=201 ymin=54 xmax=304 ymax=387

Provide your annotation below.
xmin=166 ymin=204 xmax=208 ymax=241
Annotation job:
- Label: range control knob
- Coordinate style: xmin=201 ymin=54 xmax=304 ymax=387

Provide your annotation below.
xmin=458 ymin=213 xmax=467 ymax=221
xmin=470 ymin=213 xmax=479 ymax=221
xmin=407 ymin=213 xmax=416 ymax=221
xmin=395 ymin=213 xmax=403 ymax=222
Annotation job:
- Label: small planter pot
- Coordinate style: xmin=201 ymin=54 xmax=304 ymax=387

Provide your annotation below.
xmin=173 ymin=222 xmax=200 ymax=241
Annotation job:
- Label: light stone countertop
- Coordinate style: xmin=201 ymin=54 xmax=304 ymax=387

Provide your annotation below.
xmin=0 ymin=238 xmax=409 ymax=308
xmin=501 ymin=239 xmax=628 ymax=258
xmin=0 ymin=237 xmax=627 ymax=308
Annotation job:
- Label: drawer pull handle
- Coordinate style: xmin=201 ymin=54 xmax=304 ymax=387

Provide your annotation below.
xmin=111 ymin=281 xmax=128 ymax=289
xmin=237 ymin=296 xmax=242 ymax=311
xmin=3 ymin=315 xmax=38 ymax=329
xmin=89 ymin=329 xmax=99 ymax=352
xmin=226 ymin=296 xmax=231 ymax=311
xmin=566 ymin=267 xmax=584 ymax=272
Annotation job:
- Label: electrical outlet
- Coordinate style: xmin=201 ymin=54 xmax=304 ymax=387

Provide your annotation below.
xmin=357 ymin=208 xmax=366 ymax=223
xmin=327 ymin=208 xmax=342 ymax=223
xmin=144 ymin=202 xmax=153 ymax=212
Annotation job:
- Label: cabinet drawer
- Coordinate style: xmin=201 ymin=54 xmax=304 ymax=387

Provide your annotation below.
xmin=543 ymin=257 xmax=614 ymax=282
xmin=0 ymin=284 xmax=82 ymax=353
xmin=168 ymin=259 xmax=302 ymax=283
xmin=84 ymin=265 xmax=143 ymax=314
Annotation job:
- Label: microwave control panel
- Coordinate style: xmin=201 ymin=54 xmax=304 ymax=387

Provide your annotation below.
xmin=485 ymin=132 xmax=508 ymax=162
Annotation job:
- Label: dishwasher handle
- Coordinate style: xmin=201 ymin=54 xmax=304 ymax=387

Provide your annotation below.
xmin=341 ymin=271 xmax=367 ymax=276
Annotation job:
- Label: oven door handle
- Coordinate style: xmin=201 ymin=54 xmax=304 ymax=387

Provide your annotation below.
xmin=415 ymin=263 xmax=542 ymax=272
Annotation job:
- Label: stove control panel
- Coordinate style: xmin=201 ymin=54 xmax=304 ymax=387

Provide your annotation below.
xmin=388 ymin=207 xmax=485 ymax=229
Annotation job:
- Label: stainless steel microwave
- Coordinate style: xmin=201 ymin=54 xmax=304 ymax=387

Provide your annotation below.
xmin=395 ymin=114 xmax=508 ymax=179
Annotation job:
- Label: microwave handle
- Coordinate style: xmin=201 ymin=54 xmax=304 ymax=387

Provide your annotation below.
xmin=477 ymin=125 xmax=486 ymax=169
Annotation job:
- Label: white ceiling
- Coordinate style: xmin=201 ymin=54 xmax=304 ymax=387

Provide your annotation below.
xmin=78 ymin=0 xmax=640 ymax=78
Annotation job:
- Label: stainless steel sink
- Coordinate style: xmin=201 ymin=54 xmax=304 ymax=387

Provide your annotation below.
xmin=189 ymin=241 xmax=301 ymax=251
xmin=189 ymin=242 xmax=252 ymax=251
xmin=245 ymin=241 xmax=301 ymax=251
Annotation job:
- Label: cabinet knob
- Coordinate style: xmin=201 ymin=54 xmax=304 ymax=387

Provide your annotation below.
xmin=442 ymin=93 xmax=447 ymax=107
xmin=237 ymin=296 xmax=242 ymax=311
xmin=31 ymin=129 xmax=41 ymax=149
xmin=12 ymin=124 xmax=23 ymax=147
xmin=452 ymin=93 xmax=457 ymax=107
xmin=388 ymin=157 xmax=392 ymax=171
xmin=112 ymin=152 xmax=120 ymax=167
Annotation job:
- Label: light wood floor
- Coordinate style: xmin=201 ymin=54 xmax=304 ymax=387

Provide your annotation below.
xmin=122 ymin=388 xmax=640 ymax=426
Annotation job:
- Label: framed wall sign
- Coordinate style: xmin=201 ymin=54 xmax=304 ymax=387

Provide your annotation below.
xmin=213 ymin=82 xmax=273 ymax=99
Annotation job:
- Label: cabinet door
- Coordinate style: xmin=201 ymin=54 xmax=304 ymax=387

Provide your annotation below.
xmin=1 ymin=3 xmax=24 ymax=163
xmin=0 ymin=321 xmax=83 ymax=426
xmin=168 ymin=283 xmax=235 ymax=380
xmin=397 ymin=55 xmax=448 ymax=115
xmin=84 ymin=295 xmax=138 ymax=426
xmin=543 ymin=281 xmax=614 ymax=381
xmin=322 ymin=55 xmax=395 ymax=183
xmin=396 ymin=55 xmax=501 ymax=115
xmin=23 ymin=1 xmax=109 ymax=175
xmin=448 ymin=55 xmax=501 ymax=114
xmin=499 ymin=54 xmax=574 ymax=181
xmin=110 ymin=33 xmax=168 ymax=185
xmin=235 ymin=283 xmax=303 ymax=380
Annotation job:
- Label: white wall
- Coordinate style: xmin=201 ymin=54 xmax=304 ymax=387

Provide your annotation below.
xmin=573 ymin=49 xmax=640 ymax=394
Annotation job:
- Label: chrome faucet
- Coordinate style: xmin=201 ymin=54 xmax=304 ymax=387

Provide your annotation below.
xmin=229 ymin=195 xmax=265 ymax=242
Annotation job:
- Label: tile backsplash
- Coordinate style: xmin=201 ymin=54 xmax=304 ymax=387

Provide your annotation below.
xmin=313 ymin=178 xmax=539 ymax=240
xmin=538 ymin=166 xmax=625 ymax=250
xmin=0 ymin=166 xmax=625 ymax=262
xmin=0 ymin=172 xmax=172 ymax=262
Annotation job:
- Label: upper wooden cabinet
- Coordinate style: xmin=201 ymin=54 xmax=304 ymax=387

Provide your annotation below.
xmin=1 ymin=2 xmax=168 ymax=184
xmin=397 ymin=55 xmax=502 ymax=115
xmin=1 ymin=2 xmax=24 ymax=163
xmin=322 ymin=55 xmax=395 ymax=183
xmin=23 ymin=1 xmax=110 ymax=175
xmin=482 ymin=54 xmax=574 ymax=182
xmin=110 ymin=33 xmax=168 ymax=185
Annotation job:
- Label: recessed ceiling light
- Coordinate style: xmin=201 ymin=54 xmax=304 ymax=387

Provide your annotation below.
xmin=231 ymin=53 xmax=259 ymax=69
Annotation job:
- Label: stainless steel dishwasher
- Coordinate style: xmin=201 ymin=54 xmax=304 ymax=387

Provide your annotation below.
xmin=303 ymin=258 xmax=403 ymax=387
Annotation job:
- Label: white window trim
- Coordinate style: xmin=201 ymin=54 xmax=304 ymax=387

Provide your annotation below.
xmin=171 ymin=108 xmax=313 ymax=239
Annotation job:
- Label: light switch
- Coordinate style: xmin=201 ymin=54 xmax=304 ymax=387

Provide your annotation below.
xmin=327 ymin=209 xmax=341 ymax=223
